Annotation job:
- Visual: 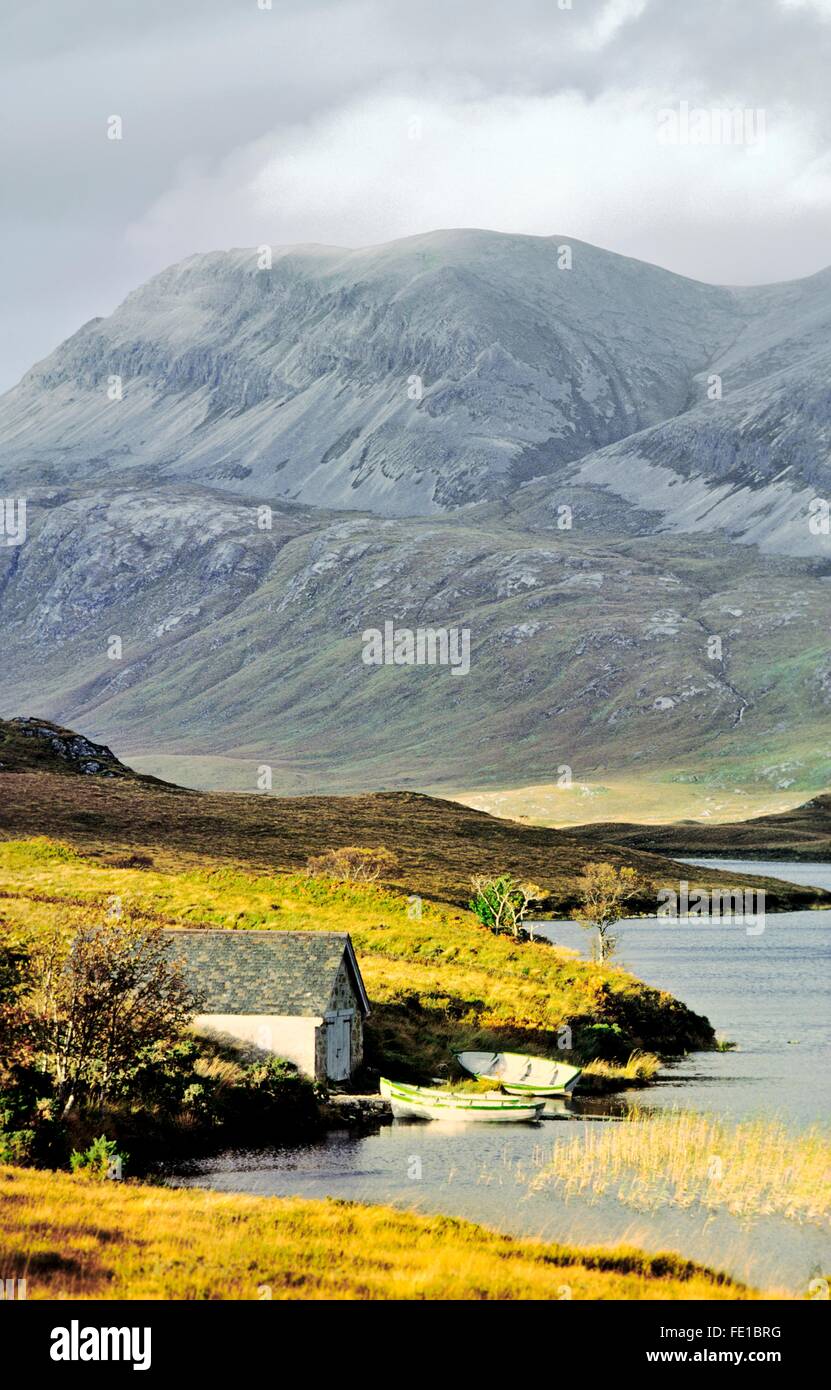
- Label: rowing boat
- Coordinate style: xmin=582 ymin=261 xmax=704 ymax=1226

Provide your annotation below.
xmin=454 ymin=1050 xmax=582 ymax=1096
xmin=379 ymin=1077 xmax=544 ymax=1122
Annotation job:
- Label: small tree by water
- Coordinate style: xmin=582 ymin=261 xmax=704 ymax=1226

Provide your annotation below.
xmin=468 ymin=875 xmax=542 ymax=939
xmin=574 ymin=863 xmax=642 ymax=962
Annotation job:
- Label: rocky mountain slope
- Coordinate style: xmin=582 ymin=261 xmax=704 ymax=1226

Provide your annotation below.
xmin=1 ymin=487 xmax=828 ymax=795
xmin=1 ymin=229 xmax=829 ymax=797
xmin=2 ymin=230 xmax=829 ymax=552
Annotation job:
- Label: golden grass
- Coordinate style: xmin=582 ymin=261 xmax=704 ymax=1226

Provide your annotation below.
xmin=533 ymin=1109 xmax=831 ymax=1228
xmin=0 ymin=1164 xmax=766 ymax=1301
xmin=581 ymin=1051 xmax=661 ymax=1086
xmin=0 ymin=838 xmax=704 ymax=1080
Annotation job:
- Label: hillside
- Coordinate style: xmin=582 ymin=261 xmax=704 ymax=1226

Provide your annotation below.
xmin=1 ymin=514 xmax=830 ymax=798
xmin=573 ymin=793 xmax=831 ymax=862
xmin=0 ymin=728 xmax=826 ymax=911
xmin=0 ymin=835 xmax=719 ymax=1080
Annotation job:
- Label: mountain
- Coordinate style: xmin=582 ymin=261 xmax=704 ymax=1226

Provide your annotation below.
xmin=573 ymin=793 xmax=831 ymax=862
xmin=2 ymin=230 xmax=829 ymax=552
xmin=1 ymin=229 xmax=829 ymax=800
xmin=0 ymin=726 xmax=826 ymax=911
xmin=0 ymin=230 xmax=737 ymax=514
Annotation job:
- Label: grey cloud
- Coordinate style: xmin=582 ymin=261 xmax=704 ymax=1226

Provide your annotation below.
xmin=1 ymin=0 xmax=830 ymax=389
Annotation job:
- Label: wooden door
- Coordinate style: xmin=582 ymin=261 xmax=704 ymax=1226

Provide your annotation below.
xmin=327 ymin=1011 xmax=353 ymax=1080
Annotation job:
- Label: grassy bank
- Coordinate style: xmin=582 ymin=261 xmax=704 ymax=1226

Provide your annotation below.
xmin=532 ymin=1110 xmax=831 ymax=1229
xmin=0 ymin=838 xmax=715 ymax=1087
xmin=0 ymin=1164 xmax=766 ymax=1300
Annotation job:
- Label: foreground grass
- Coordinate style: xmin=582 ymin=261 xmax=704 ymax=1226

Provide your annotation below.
xmin=533 ymin=1110 xmax=831 ymax=1229
xmin=0 ymin=1165 xmax=764 ymax=1301
xmin=0 ymin=838 xmax=715 ymax=1079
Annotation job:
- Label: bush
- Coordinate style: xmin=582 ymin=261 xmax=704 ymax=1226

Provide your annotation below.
xmin=69 ymin=1135 xmax=127 ymax=1180
xmin=224 ymin=1057 xmax=322 ymax=1130
xmin=25 ymin=915 xmax=204 ymax=1113
xmin=573 ymin=1022 xmax=628 ymax=1062
xmin=468 ymin=875 xmax=542 ymax=939
xmin=169 ymin=1051 xmax=321 ymax=1135
xmin=117 ymin=1037 xmax=205 ymax=1112
xmin=0 ymin=1071 xmax=62 ymax=1166
xmin=0 ymin=926 xmax=33 ymax=1066
xmin=0 ymin=1128 xmax=36 ymax=1164
xmin=305 ymin=846 xmax=399 ymax=883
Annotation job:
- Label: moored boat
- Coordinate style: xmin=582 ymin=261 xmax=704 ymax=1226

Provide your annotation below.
xmin=379 ymin=1077 xmax=544 ymax=1123
xmin=454 ymin=1050 xmax=582 ymax=1096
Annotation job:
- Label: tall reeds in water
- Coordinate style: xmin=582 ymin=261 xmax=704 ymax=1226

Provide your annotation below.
xmin=532 ymin=1109 xmax=830 ymax=1228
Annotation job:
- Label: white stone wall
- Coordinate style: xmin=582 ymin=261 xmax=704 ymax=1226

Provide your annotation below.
xmin=193 ymin=1013 xmax=321 ymax=1078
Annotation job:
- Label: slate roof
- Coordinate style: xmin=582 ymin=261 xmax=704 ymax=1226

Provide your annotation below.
xmin=162 ymin=930 xmax=370 ymax=1017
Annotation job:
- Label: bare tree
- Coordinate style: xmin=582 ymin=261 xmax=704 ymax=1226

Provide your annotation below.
xmin=573 ymin=863 xmax=643 ymax=962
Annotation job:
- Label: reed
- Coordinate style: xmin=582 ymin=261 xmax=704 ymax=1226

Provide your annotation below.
xmin=533 ymin=1109 xmax=831 ymax=1228
xmin=581 ymin=1050 xmax=661 ymax=1086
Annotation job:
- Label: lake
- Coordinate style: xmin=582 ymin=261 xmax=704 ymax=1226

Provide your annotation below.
xmin=531 ymin=857 xmax=831 ymax=1127
xmin=164 ymin=859 xmax=830 ymax=1294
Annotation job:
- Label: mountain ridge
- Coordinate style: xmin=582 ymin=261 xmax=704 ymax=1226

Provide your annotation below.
xmin=572 ymin=792 xmax=831 ymax=862
xmin=4 ymin=227 xmax=828 ymax=548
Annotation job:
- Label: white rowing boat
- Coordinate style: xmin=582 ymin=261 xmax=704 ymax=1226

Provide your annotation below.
xmin=455 ymin=1050 xmax=582 ymax=1096
xmin=379 ymin=1077 xmax=544 ymax=1123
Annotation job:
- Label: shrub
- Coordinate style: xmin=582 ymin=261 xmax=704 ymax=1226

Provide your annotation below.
xmin=0 ymin=926 xmax=33 ymax=1066
xmin=26 ymin=915 xmax=204 ymax=1114
xmin=69 ymin=1134 xmax=127 ymax=1180
xmin=106 ymin=852 xmax=155 ymax=870
xmin=231 ymin=1057 xmax=322 ymax=1125
xmin=574 ymin=1021 xmax=628 ymax=1062
xmin=305 ymin=846 xmax=399 ymax=883
xmin=0 ymin=1128 xmax=36 ymax=1164
xmin=468 ymin=875 xmax=542 ymax=939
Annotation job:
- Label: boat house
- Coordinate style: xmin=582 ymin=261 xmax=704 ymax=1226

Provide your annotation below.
xmin=164 ymin=930 xmax=370 ymax=1083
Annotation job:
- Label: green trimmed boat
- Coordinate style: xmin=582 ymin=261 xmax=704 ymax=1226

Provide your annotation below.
xmin=455 ymin=1050 xmax=582 ymax=1096
xmin=379 ymin=1077 xmax=544 ymax=1123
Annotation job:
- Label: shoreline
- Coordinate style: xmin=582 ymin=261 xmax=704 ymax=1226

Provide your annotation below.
xmin=0 ymin=1163 xmax=770 ymax=1301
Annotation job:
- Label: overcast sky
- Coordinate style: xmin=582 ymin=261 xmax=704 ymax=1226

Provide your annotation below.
xmin=2 ymin=0 xmax=830 ymax=391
